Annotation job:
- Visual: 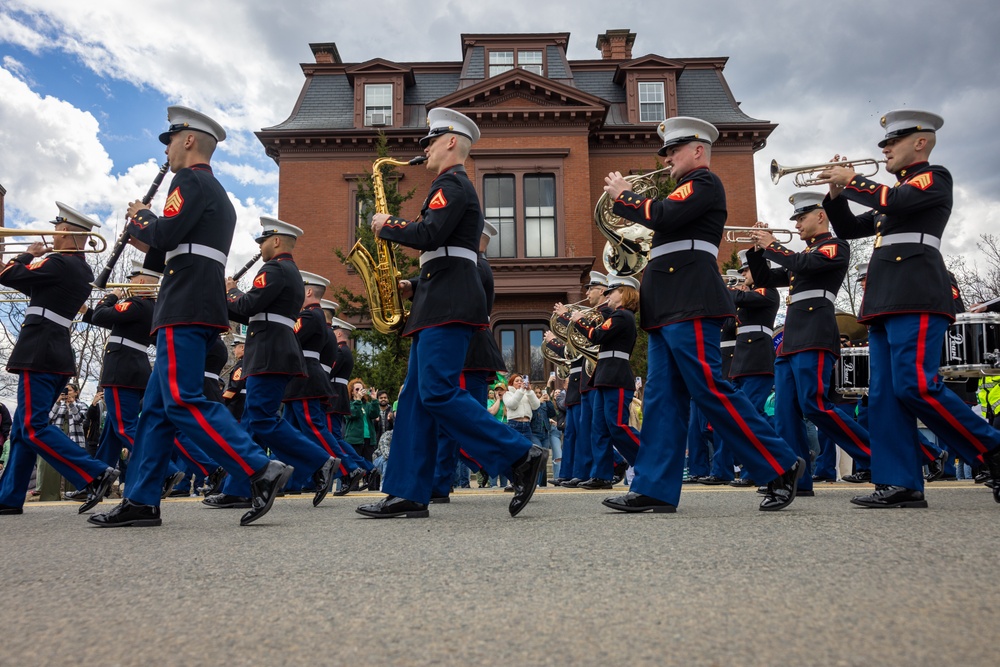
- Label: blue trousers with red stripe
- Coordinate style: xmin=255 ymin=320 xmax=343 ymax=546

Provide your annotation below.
xmin=284 ymin=398 xmax=350 ymax=485
xmin=686 ymin=401 xmax=712 ymax=478
xmin=383 ymin=325 xmax=532 ymax=505
xmin=325 ymin=414 xmax=371 ymax=472
xmin=710 ymin=373 xmax=773 ymax=481
xmin=0 ymin=371 xmax=108 ymax=508
xmin=220 ymin=374 xmax=333 ymax=497
xmin=433 ymin=370 xmax=491 ymax=496
xmin=868 ymin=314 xmax=1000 ymax=490
xmin=774 ymin=351 xmax=872 ymax=492
xmin=124 ymin=326 xmax=272 ymax=506
xmin=96 ymin=386 xmax=141 ymax=477
xmin=589 ymin=387 xmax=640 ymax=480
xmin=630 ymin=319 xmax=798 ymax=507
xmin=573 ymin=391 xmax=595 ymax=479
xmin=559 ymin=402 xmax=579 ymax=479
xmin=172 ymin=432 xmax=217 ymax=479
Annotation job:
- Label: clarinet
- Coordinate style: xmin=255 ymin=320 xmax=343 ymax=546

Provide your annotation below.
xmin=231 ymin=252 xmax=262 ymax=281
xmin=92 ymin=162 xmax=170 ymax=289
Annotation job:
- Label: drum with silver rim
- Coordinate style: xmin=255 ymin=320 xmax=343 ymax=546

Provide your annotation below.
xmin=835 ymin=346 xmax=870 ymax=397
xmin=939 ymin=312 xmax=1000 ymax=378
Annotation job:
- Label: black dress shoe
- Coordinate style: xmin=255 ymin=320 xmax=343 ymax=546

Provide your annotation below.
xmin=80 ymin=467 xmax=121 ymax=514
xmin=311 ymin=457 xmax=340 ymax=507
xmin=160 ymin=471 xmax=187 ymax=500
xmin=682 ymin=475 xmax=705 ymax=484
xmin=698 ymin=475 xmax=728 ymax=486
xmin=759 ymin=457 xmax=805 ymax=511
xmin=577 ymin=477 xmax=614 ymax=490
xmin=611 ymin=460 xmax=628 ymax=485
xmin=356 ymin=495 xmax=429 ymax=518
xmin=841 ymin=470 xmax=872 ymax=483
xmin=550 ymin=477 xmax=565 ymax=486
xmin=812 ymin=474 xmax=836 ymax=482
xmin=333 ymin=467 xmax=364 ymax=496
xmin=64 ymin=488 xmax=89 ymax=502
xmin=602 ymin=491 xmax=676 ymax=513
xmin=983 ymin=446 xmax=1000 ymax=504
xmin=168 ymin=489 xmax=192 ymax=497
xmin=797 ymin=489 xmax=816 ymax=497
xmin=509 ymin=445 xmax=547 ymax=517
xmin=202 ymin=493 xmax=252 ymax=508
xmin=850 ymin=485 xmax=928 ymax=508
xmin=562 ymin=478 xmax=583 ymax=488
xmin=203 ymin=466 xmax=227 ymax=497
xmin=925 ymin=449 xmax=948 ymax=482
xmin=88 ymin=499 xmax=162 ymax=527
xmin=729 ymin=478 xmax=753 ymax=487
xmin=0 ymin=503 xmax=24 ymax=515
xmin=429 ymin=494 xmax=451 ymax=504
xmin=241 ymin=461 xmax=293 ymax=526
xmin=756 ymin=485 xmax=769 ymax=495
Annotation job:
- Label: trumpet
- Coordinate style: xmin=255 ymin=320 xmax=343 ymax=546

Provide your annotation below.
xmin=101 ymin=283 xmax=159 ymax=298
xmin=723 ymin=272 xmax=745 ymax=288
xmin=0 ymin=228 xmax=107 ymax=256
xmin=724 ymin=226 xmax=795 ymax=244
xmin=770 ymin=157 xmax=885 ymax=187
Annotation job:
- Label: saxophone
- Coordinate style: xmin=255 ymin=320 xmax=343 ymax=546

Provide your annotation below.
xmin=347 ymin=155 xmax=427 ymax=334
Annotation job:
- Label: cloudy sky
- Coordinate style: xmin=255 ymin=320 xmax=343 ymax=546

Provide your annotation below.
xmin=1 ymin=0 xmax=998 ymax=273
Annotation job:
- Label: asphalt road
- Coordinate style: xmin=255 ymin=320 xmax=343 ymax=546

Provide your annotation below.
xmin=1 ymin=482 xmax=997 ymax=667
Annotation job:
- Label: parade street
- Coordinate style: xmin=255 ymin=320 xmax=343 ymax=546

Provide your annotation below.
xmin=1 ymin=483 xmax=996 ymax=667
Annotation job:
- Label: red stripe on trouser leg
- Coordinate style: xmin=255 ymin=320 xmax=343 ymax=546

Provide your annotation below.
xmin=919 ymin=443 xmax=936 ymax=463
xmin=459 ymin=372 xmax=466 ymax=390
xmin=814 ymin=354 xmax=870 ymax=455
xmin=165 ymin=328 xmax=255 ymax=475
xmin=24 ymin=372 xmax=94 ymax=483
xmin=112 ymin=387 xmax=134 ymax=447
xmin=459 ymin=448 xmax=482 ymax=470
xmin=916 ymin=314 xmax=988 ymax=454
xmin=693 ymin=320 xmax=784 ymax=474
xmin=173 ymin=437 xmax=209 ymax=476
xmin=616 ymin=388 xmax=640 ymax=447
xmin=302 ymin=401 xmax=346 ymax=474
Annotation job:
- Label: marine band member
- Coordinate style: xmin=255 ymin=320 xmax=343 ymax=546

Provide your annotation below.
xmin=817 ymin=108 xmax=1000 ymax=506
xmin=0 ymin=203 xmax=119 ymax=516
xmin=600 ymin=116 xmax=804 ymax=513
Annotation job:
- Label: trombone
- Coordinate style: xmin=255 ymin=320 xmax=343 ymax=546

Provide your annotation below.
xmin=770 ymin=157 xmax=886 ymax=187
xmin=0 ymin=228 xmax=107 ymax=255
xmin=101 ymin=283 xmax=159 ymax=298
xmin=724 ymin=226 xmax=795 ymax=244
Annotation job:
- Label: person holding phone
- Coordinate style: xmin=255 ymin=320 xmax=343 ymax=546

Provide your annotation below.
xmin=346 ymin=379 xmax=380 ymax=463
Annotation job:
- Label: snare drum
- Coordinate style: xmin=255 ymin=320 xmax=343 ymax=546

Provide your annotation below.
xmin=836 ymin=346 xmax=870 ymax=396
xmin=939 ymin=312 xmax=1000 ymax=378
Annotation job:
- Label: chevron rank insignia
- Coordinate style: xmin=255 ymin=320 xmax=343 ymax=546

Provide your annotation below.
xmin=163 ymin=187 xmax=184 ymax=217
xmin=114 ymin=302 xmax=131 ymax=312
xmin=428 ymin=189 xmax=448 ymax=210
xmin=601 ymin=319 xmax=613 ymax=330
xmin=906 ymin=173 xmax=934 ymax=191
xmin=667 ymin=182 xmax=693 ymax=201
xmin=817 ymin=244 xmax=838 ymax=259
xmin=253 ymin=272 xmax=267 ymax=289
xmin=293 ymin=318 xmax=302 ymax=333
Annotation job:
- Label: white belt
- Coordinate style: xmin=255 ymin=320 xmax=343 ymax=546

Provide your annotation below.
xmin=204 ymin=372 xmax=219 ymax=381
xmin=249 ymin=312 xmax=296 ymax=328
xmin=649 ymin=240 xmax=719 ymax=260
xmin=786 ymin=290 xmax=836 ymax=305
xmin=107 ymin=335 xmax=149 ymax=352
xmin=876 ymin=232 xmax=941 ymax=250
xmin=165 ymin=243 xmax=228 ymax=267
xmin=321 ymin=363 xmax=332 ymax=374
xmin=302 ymin=350 xmax=320 ymax=360
xmin=419 ymin=246 xmax=478 ymax=267
xmin=569 ymin=369 xmax=582 ymax=375
xmin=25 ymin=306 xmax=72 ymax=329
xmin=334 ymin=377 xmax=349 ymax=385
xmin=598 ymin=350 xmax=631 ymax=361
xmin=720 ymin=340 xmax=736 ymax=349
xmin=736 ymin=325 xmax=773 ymax=336
xmin=240 ymin=389 xmax=247 ymax=394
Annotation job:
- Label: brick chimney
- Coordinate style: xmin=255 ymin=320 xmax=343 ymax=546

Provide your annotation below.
xmin=309 ymin=42 xmax=342 ymax=64
xmin=596 ymin=29 xmax=636 ymax=60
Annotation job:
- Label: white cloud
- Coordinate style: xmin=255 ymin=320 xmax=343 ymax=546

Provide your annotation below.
xmin=215 ymin=160 xmax=279 ymax=188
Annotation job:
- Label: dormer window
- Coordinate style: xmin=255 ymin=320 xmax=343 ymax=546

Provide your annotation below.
xmin=364 ymin=83 xmax=392 ymax=126
xmin=488 ymin=49 xmax=544 ymax=77
xmin=638 ymin=81 xmax=665 ymax=122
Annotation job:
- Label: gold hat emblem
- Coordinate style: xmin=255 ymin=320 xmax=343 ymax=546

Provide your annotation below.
xmin=880 ymin=115 xmax=887 ymax=127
